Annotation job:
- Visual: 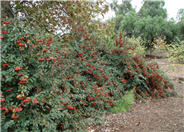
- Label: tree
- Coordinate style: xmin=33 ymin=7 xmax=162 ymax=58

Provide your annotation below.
xmin=116 ymin=11 xmax=138 ymax=36
xmin=176 ymin=9 xmax=184 ymax=40
xmin=177 ymin=8 xmax=184 ymax=21
xmin=3 ymin=0 xmax=109 ymax=33
xmin=111 ymin=0 xmax=135 ymax=33
xmin=116 ymin=0 xmax=135 ymax=15
xmin=138 ymin=0 xmax=167 ymax=19
xmin=113 ymin=0 xmax=181 ymax=51
xmin=111 ymin=0 xmax=135 ymax=15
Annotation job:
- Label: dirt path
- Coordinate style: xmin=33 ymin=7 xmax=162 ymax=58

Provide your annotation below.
xmin=89 ymin=57 xmax=184 ymax=132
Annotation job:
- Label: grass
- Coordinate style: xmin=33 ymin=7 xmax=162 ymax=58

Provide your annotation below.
xmin=110 ymin=90 xmax=134 ymax=113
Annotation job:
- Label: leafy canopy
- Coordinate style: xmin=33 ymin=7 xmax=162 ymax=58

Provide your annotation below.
xmin=6 ymin=0 xmax=109 ymax=33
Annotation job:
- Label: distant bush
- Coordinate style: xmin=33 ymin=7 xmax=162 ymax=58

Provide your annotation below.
xmin=167 ymin=41 xmax=184 ymax=63
xmin=152 ymin=36 xmax=167 ymax=50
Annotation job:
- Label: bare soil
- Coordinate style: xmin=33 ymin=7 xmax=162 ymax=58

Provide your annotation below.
xmin=89 ymin=54 xmax=184 ymax=132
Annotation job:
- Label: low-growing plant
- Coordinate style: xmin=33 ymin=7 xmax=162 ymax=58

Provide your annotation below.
xmin=110 ymin=90 xmax=134 ymax=113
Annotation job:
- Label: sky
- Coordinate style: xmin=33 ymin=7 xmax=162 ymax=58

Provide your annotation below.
xmin=101 ymin=0 xmax=184 ymax=21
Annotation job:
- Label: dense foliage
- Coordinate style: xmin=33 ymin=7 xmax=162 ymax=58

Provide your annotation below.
xmin=167 ymin=41 xmax=184 ymax=63
xmin=112 ymin=0 xmax=184 ymax=50
xmin=1 ymin=18 xmax=174 ymax=131
xmin=125 ymin=36 xmax=146 ymax=57
xmin=1 ymin=19 xmax=62 ymax=131
xmin=1 ymin=0 xmax=108 ymax=33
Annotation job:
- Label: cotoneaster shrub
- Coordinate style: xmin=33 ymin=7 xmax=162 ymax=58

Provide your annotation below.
xmin=108 ymin=33 xmax=174 ymax=100
xmin=53 ymin=30 xmax=174 ymax=129
xmin=1 ymin=19 xmax=63 ymax=131
xmin=1 ymin=18 xmax=174 ymax=131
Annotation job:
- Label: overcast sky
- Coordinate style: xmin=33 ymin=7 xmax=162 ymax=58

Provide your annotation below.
xmin=102 ymin=0 xmax=184 ymax=20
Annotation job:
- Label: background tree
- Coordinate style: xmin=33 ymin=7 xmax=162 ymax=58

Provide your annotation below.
xmin=116 ymin=0 xmax=135 ymax=15
xmin=116 ymin=10 xmax=138 ymax=36
xmin=111 ymin=0 xmax=135 ymax=33
xmin=176 ymin=8 xmax=184 ymax=40
xmin=112 ymin=0 xmax=180 ymax=51
xmin=2 ymin=0 xmax=108 ymax=34
xmin=177 ymin=8 xmax=184 ymax=21
xmin=138 ymin=0 xmax=167 ymax=18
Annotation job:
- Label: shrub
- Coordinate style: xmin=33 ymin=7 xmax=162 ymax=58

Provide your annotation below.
xmin=130 ymin=57 xmax=174 ymax=100
xmin=152 ymin=36 xmax=167 ymax=50
xmin=1 ymin=19 xmax=125 ymax=131
xmin=1 ymin=19 xmax=62 ymax=131
xmin=167 ymin=41 xmax=184 ymax=63
xmin=1 ymin=19 xmax=174 ymax=131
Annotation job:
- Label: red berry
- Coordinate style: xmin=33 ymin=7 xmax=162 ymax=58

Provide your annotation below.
xmin=47 ymin=41 xmax=52 ymax=45
xmin=0 ymin=98 xmax=5 ymax=102
xmin=2 ymin=64 xmax=8 ymax=67
xmin=62 ymin=102 xmax=68 ymax=105
xmin=15 ymin=107 xmax=23 ymax=112
xmin=48 ymin=37 xmax=52 ymax=41
xmin=12 ymin=115 xmax=19 ymax=119
xmin=17 ymin=97 xmax=25 ymax=100
xmin=3 ymin=21 xmax=9 ymax=24
xmin=19 ymin=37 xmax=24 ymax=40
xmin=32 ymin=98 xmax=39 ymax=104
xmin=43 ymin=49 xmax=48 ymax=52
xmin=0 ymin=36 xmax=5 ymax=39
xmin=67 ymin=106 xmax=74 ymax=110
xmin=23 ymin=97 xmax=30 ymax=103
xmin=39 ymin=58 xmax=45 ymax=61
xmin=17 ymin=73 xmax=23 ymax=76
xmin=1 ymin=31 xmax=7 ymax=34
xmin=0 ymin=107 xmax=6 ymax=110
xmin=18 ymin=43 xmax=25 ymax=47
xmin=37 ymin=40 xmax=42 ymax=42
xmin=55 ymin=89 xmax=59 ymax=93
xmin=4 ymin=109 xmax=9 ymax=113
xmin=31 ymin=44 xmax=34 ymax=47
xmin=121 ymin=78 xmax=127 ymax=83
xmin=6 ymin=89 xmax=12 ymax=92
xmin=46 ymin=58 xmax=52 ymax=61
xmin=52 ymin=58 xmax=57 ymax=61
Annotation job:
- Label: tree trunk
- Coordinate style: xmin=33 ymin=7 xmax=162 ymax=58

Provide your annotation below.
xmin=1 ymin=1 xmax=14 ymax=18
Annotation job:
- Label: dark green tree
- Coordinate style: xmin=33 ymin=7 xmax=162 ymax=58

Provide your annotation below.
xmin=138 ymin=0 xmax=167 ymax=19
xmin=111 ymin=0 xmax=135 ymax=33
xmin=176 ymin=8 xmax=184 ymax=40
xmin=113 ymin=0 xmax=181 ymax=50
xmin=111 ymin=0 xmax=134 ymax=15
xmin=177 ymin=8 xmax=184 ymax=21
xmin=116 ymin=10 xmax=138 ymax=36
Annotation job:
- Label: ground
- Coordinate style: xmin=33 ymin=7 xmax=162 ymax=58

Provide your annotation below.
xmin=89 ymin=51 xmax=184 ymax=132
